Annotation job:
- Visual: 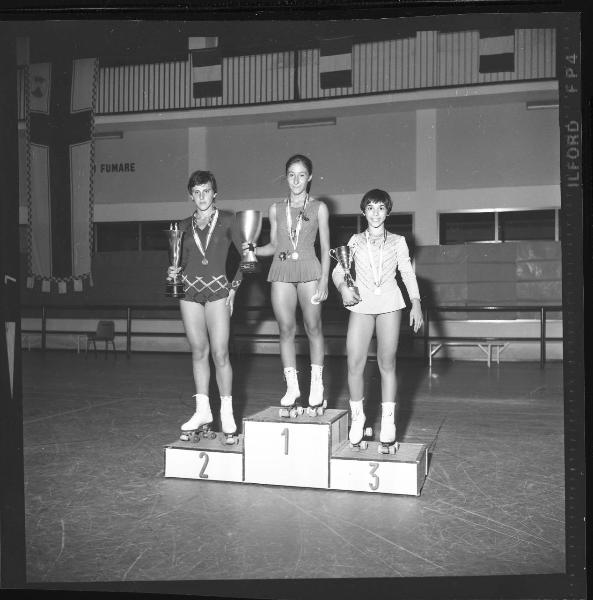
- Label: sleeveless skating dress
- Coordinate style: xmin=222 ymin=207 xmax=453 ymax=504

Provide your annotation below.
xmin=267 ymin=198 xmax=322 ymax=283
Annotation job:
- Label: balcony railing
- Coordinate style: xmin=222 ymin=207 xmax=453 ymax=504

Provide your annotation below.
xmin=17 ymin=28 xmax=556 ymax=119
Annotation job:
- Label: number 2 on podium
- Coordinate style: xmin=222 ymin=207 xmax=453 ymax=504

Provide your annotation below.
xmin=281 ymin=428 xmax=289 ymax=455
xmin=198 ymin=451 xmax=209 ymax=478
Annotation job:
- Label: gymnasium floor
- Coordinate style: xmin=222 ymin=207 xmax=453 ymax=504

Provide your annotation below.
xmin=21 ymin=350 xmax=566 ymax=591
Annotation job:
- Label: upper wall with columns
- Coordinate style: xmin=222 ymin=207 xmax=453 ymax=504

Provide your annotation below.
xmin=18 ymin=90 xmax=560 ymax=246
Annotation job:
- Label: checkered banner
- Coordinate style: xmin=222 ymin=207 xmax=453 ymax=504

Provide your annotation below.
xmin=189 ymin=36 xmax=222 ymax=99
xmin=319 ymin=36 xmax=353 ymax=89
xmin=26 ymin=53 xmax=97 ymax=294
xmin=478 ymin=28 xmax=516 ymax=73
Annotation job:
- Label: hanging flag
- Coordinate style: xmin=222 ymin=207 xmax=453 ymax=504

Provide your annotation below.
xmin=189 ymin=36 xmax=222 ymax=98
xmin=319 ymin=36 xmax=353 ymax=89
xmin=479 ymin=29 xmax=515 ymax=73
xmin=27 ymin=42 xmax=96 ymax=294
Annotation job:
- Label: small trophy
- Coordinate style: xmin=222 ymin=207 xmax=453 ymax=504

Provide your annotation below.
xmin=165 ymin=222 xmax=185 ymax=298
xmin=329 ymin=245 xmax=359 ymax=295
xmin=236 ymin=210 xmax=262 ymax=273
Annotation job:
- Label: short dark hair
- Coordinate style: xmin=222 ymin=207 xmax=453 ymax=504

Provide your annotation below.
xmin=187 ymin=170 xmax=217 ymax=194
xmin=285 ymin=154 xmax=313 ymax=175
xmin=360 ymin=189 xmax=392 ymax=214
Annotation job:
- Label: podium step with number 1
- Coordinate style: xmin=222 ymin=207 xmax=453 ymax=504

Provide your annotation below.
xmin=243 ymin=407 xmax=349 ymax=489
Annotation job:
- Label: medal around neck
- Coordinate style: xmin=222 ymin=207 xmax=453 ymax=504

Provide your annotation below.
xmin=165 ymin=222 xmax=185 ymax=298
xmin=191 ymin=208 xmax=218 ymax=269
xmin=329 ymin=245 xmax=360 ymax=296
xmin=236 ymin=210 xmax=263 ymax=273
xmin=365 ymin=229 xmax=385 ymax=295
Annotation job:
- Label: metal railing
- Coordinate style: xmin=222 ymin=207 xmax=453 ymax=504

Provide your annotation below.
xmin=22 ymin=302 xmax=562 ymax=366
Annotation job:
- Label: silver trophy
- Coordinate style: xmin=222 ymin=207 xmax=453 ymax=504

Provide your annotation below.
xmin=165 ymin=223 xmax=185 ymax=298
xmin=236 ymin=210 xmax=263 ymax=273
xmin=329 ymin=245 xmax=359 ymax=295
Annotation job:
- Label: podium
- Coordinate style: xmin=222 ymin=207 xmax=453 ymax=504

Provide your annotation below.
xmin=164 ymin=433 xmax=244 ymax=482
xmin=330 ymin=440 xmax=428 ymax=495
xmin=164 ymin=407 xmax=428 ymax=496
xmin=243 ymin=407 xmax=348 ymax=488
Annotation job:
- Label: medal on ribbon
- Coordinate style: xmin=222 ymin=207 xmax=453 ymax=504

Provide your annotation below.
xmin=365 ymin=229 xmax=385 ymax=295
xmin=286 ymin=195 xmax=309 ymax=260
xmin=192 ymin=208 xmax=219 ymax=266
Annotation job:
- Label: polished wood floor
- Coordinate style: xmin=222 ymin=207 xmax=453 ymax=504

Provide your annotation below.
xmin=21 ymin=349 xmax=566 ymax=595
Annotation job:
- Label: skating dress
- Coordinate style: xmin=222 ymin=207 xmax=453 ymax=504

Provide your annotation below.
xmin=331 ymin=231 xmax=420 ymax=314
xmin=178 ymin=210 xmax=242 ymax=303
xmin=267 ymin=198 xmax=322 ymax=283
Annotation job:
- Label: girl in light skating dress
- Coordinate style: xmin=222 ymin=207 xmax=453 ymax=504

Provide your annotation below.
xmin=332 ymin=189 xmax=423 ymax=453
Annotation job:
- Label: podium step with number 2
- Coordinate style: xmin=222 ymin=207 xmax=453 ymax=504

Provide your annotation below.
xmin=164 ymin=407 xmax=428 ymax=495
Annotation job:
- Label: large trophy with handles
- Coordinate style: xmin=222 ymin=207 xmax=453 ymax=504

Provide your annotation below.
xmin=236 ymin=210 xmax=263 ymax=273
xmin=329 ymin=245 xmax=359 ymax=296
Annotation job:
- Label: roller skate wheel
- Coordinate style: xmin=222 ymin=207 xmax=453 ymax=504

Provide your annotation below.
xmin=296 ymin=405 xmax=304 ymax=416
xmin=289 ymin=408 xmax=298 ymax=418
xmin=349 ymin=442 xmax=361 ymax=451
xmin=207 ymin=431 xmax=217 ymax=440
xmin=364 ymin=427 xmax=373 ymax=437
xmin=378 ymin=445 xmax=387 ymax=454
xmin=306 ymin=406 xmax=316 ymax=417
xmin=279 ymin=408 xmax=290 ymax=418
xmin=360 ymin=440 xmax=368 ymax=450
xmin=179 ymin=432 xmax=191 ymax=442
xmin=224 ymin=435 xmax=238 ymax=445
xmin=316 ymin=407 xmax=325 ymax=416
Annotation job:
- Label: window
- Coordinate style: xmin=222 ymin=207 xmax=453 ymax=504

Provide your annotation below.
xmin=327 ymin=214 xmax=413 ymax=248
xmin=96 ymin=222 xmax=139 ymax=252
xmin=439 ymin=209 xmax=560 ymax=245
xmin=499 ymin=209 xmax=556 ymax=242
xmin=385 ymin=213 xmax=414 ymax=242
xmin=440 ymin=212 xmax=495 ymax=245
xmin=329 ymin=215 xmax=359 ymax=248
xmin=141 ymin=221 xmax=171 ymax=251
xmin=258 ymin=217 xmax=271 ymax=246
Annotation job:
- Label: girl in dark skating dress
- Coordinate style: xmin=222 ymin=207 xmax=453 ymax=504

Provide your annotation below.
xmin=168 ymin=170 xmax=242 ymax=442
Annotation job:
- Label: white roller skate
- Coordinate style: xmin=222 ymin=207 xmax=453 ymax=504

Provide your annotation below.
xmin=220 ymin=395 xmax=239 ymax=445
xmin=348 ymin=399 xmax=373 ymax=451
xmin=378 ymin=402 xmax=399 ymax=455
xmin=306 ymin=364 xmax=327 ymax=416
xmin=180 ymin=394 xmax=216 ymax=442
xmin=279 ymin=367 xmax=304 ymax=418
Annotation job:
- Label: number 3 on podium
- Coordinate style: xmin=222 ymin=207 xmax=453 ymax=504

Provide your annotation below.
xmin=369 ymin=462 xmax=380 ymax=490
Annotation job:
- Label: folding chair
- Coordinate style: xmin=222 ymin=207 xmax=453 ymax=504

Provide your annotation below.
xmin=86 ymin=320 xmax=116 ymax=358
